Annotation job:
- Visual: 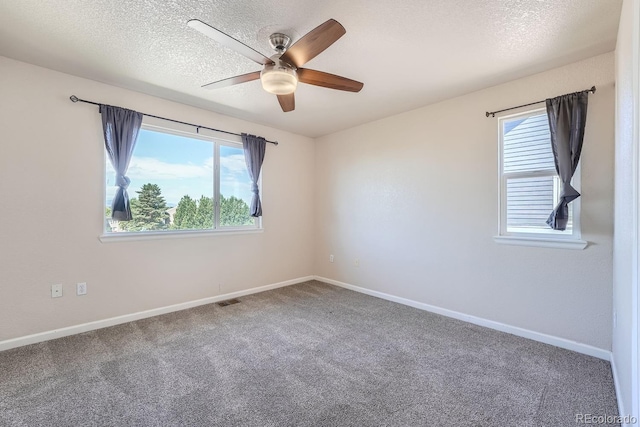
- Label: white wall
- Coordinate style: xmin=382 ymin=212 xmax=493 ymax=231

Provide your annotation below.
xmin=314 ymin=52 xmax=615 ymax=352
xmin=613 ymin=0 xmax=640 ymax=420
xmin=0 ymin=56 xmax=315 ymax=341
xmin=0 ymin=48 xmax=620 ymax=363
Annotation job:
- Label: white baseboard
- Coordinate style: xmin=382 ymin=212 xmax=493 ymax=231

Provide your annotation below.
xmin=0 ymin=274 xmax=612 ymax=362
xmin=610 ymin=355 xmax=639 ymax=426
xmin=0 ymin=276 xmax=315 ymax=352
xmin=610 ymin=356 xmax=627 ymax=425
xmin=316 ymin=276 xmax=611 ymax=361
xmin=2 ymin=273 xmax=624 ymax=413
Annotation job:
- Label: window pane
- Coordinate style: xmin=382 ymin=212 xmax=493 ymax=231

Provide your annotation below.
xmin=506 ymin=176 xmax=571 ymax=234
xmin=503 ymin=114 xmax=555 ymax=174
xmin=105 ymin=129 xmax=214 ymax=233
xmin=219 ymin=145 xmax=255 ymax=227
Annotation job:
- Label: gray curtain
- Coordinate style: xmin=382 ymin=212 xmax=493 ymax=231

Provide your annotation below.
xmin=241 ymin=133 xmax=266 ymax=217
xmin=100 ymin=105 xmax=143 ymax=221
xmin=545 ymin=91 xmax=589 ymax=230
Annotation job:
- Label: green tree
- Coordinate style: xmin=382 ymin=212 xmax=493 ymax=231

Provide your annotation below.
xmin=195 ymin=196 xmax=214 ymax=228
xmin=121 ymin=184 xmax=168 ymax=231
xmin=105 ymin=206 xmax=113 ymax=232
xmin=118 ymin=198 xmax=139 ymax=231
xmin=173 ymin=195 xmax=198 ymax=229
xmin=220 ymin=195 xmax=254 ymax=226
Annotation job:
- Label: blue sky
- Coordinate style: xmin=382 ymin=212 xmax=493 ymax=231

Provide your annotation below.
xmin=106 ymin=130 xmax=253 ymax=207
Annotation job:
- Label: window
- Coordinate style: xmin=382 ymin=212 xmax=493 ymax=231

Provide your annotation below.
xmin=104 ymin=124 xmax=259 ymax=236
xmin=496 ymin=109 xmax=584 ymax=248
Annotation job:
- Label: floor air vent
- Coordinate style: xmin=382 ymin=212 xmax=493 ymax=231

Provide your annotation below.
xmin=217 ymin=298 xmax=240 ymax=307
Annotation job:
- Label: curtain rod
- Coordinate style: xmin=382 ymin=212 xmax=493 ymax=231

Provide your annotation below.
xmin=485 ymin=86 xmax=596 ymax=118
xmin=69 ymin=95 xmax=278 ymax=145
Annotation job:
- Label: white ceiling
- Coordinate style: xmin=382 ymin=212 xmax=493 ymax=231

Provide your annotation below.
xmin=0 ymin=0 xmax=622 ymax=138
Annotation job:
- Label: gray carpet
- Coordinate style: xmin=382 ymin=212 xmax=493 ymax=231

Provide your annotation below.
xmin=0 ymin=281 xmax=619 ymax=426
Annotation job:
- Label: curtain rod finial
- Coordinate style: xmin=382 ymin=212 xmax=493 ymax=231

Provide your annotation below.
xmin=590 ymin=86 xmax=596 ymax=94
xmin=70 ymin=95 xmax=79 ymax=102
xmin=485 ymin=112 xmax=491 ymax=117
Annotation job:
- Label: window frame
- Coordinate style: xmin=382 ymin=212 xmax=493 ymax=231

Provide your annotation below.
xmin=494 ymin=108 xmax=587 ymax=250
xmin=100 ymin=120 xmax=262 ymax=242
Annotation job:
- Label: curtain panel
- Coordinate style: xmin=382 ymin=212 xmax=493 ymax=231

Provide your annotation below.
xmin=100 ymin=105 xmax=143 ymax=221
xmin=241 ymin=133 xmax=267 ymax=217
xmin=545 ymin=91 xmax=589 ymax=231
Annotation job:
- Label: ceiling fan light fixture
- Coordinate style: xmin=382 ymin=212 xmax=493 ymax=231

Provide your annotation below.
xmin=260 ymin=59 xmax=298 ymax=95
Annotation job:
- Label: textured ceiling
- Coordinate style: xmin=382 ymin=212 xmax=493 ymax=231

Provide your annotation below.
xmin=0 ymin=0 xmax=622 ymax=138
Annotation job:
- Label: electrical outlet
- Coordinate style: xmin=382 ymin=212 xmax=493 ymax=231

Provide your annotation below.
xmin=76 ymin=282 xmax=87 ymax=296
xmin=51 ymin=284 xmax=63 ymax=298
xmin=329 ymin=254 xmax=334 ymax=263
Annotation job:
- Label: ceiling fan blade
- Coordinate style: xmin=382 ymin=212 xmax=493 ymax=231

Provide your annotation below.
xmin=297 ymin=68 xmax=363 ymax=92
xmin=277 ymin=93 xmax=295 ymax=112
xmin=188 ymin=19 xmax=273 ymax=66
xmin=201 ymin=71 xmax=261 ymax=90
xmin=279 ymin=19 xmax=346 ymax=68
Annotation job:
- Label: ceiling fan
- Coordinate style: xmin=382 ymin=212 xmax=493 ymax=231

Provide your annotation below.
xmin=187 ymin=18 xmax=364 ymax=112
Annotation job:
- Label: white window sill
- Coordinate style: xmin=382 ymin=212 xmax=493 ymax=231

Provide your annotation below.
xmin=493 ymin=235 xmax=588 ymax=250
xmin=99 ymin=228 xmax=263 ymax=243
